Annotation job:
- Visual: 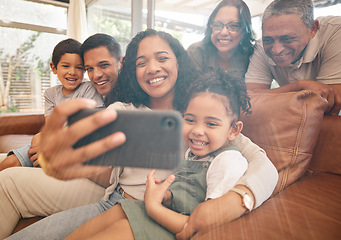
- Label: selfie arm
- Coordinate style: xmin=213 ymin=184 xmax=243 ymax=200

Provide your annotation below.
xmin=38 ymin=99 xmax=126 ymax=180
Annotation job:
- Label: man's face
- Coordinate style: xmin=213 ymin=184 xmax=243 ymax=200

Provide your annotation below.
xmin=83 ymin=46 xmax=120 ymax=96
xmin=262 ymin=14 xmax=318 ymax=68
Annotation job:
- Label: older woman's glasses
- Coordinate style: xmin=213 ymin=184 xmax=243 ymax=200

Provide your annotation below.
xmin=211 ymin=22 xmax=242 ymax=33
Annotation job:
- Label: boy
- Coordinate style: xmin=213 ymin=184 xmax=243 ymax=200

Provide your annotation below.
xmin=0 ymin=38 xmax=104 ymax=170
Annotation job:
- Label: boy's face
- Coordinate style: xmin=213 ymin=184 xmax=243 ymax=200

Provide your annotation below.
xmin=50 ymin=53 xmax=84 ymax=96
xmin=182 ymin=93 xmax=235 ymax=158
xmin=83 ymin=46 xmax=120 ymax=96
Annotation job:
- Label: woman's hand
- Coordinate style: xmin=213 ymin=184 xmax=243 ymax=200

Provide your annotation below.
xmin=144 ymin=169 xmax=175 ymax=216
xmin=38 ymin=99 xmax=126 ymax=180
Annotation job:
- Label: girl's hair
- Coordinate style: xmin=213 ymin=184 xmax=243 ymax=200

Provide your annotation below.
xmin=181 ymin=69 xmax=251 ymax=122
xmin=110 ymin=29 xmax=199 ymax=109
xmin=203 ymin=0 xmax=255 ymax=57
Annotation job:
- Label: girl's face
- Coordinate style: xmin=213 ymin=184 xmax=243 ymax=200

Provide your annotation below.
xmin=135 ymin=36 xmax=179 ymax=105
xmin=50 ymin=53 xmax=84 ymax=96
xmin=183 ymin=92 xmax=235 ymax=158
xmin=210 ymin=6 xmax=243 ymax=55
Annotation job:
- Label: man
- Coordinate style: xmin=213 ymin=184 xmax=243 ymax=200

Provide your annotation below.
xmin=245 ymin=0 xmax=341 ymax=115
xmin=0 ymin=33 xmax=122 ymax=170
xmin=0 ymin=33 xmax=122 ymax=239
xmin=81 ymin=33 xmax=122 ymax=105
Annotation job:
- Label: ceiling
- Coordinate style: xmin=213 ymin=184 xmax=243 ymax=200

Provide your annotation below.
xmin=82 ymin=0 xmax=274 ymax=17
xmin=81 ymin=0 xmax=338 ymax=17
xmin=50 ymin=0 xmax=340 ymax=17
xmin=149 ymin=0 xmax=274 ymax=17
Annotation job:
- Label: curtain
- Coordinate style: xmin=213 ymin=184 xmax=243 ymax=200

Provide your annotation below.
xmin=67 ymin=0 xmax=88 ymax=42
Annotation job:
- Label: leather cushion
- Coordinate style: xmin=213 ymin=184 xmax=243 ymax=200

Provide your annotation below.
xmin=0 ymin=135 xmax=33 ymax=153
xmin=309 ymin=116 xmax=341 ymax=174
xmin=240 ymin=90 xmax=327 ymax=194
xmin=196 ymin=173 xmax=341 ymax=240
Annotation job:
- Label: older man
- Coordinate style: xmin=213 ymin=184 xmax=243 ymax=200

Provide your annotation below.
xmin=0 ymin=33 xmax=122 ymax=238
xmin=246 ymin=0 xmax=341 ymax=115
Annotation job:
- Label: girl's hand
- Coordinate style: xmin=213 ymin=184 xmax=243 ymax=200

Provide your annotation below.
xmin=144 ymin=169 xmax=175 ymax=216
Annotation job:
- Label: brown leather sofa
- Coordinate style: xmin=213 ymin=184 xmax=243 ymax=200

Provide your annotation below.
xmin=0 ymin=113 xmax=44 ymax=154
xmin=198 ymin=91 xmax=341 ymax=239
xmin=1 ymin=90 xmax=340 ymax=239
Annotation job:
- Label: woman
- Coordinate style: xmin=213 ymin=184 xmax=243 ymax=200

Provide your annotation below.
xmin=187 ymin=0 xmax=255 ymax=75
xmin=11 ymin=29 xmax=277 ymax=240
xmin=64 ymin=29 xmax=275 ymax=239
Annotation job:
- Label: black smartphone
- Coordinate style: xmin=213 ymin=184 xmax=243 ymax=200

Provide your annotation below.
xmin=68 ymin=108 xmax=183 ymax=169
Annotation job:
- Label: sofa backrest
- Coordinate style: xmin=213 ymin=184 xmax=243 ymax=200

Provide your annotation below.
xmin=240 ymin=90 xmax=327 ymax=195
xmin=309 ymin=115 xmax=341 ymax=174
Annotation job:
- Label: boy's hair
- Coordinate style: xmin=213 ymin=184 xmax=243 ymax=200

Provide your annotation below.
xmin=182 ymin=69 xmax=251 ymax=122
xmin=262 ymin=0 xmax=314 ymax=29
xmin=80 ymin=33 xmax=122 ymax=62
xmin=51 ymin=38 xmax=82 ymax=68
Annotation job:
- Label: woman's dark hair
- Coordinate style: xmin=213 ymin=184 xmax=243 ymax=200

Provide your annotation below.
xmin=110 ymin=29 xmax=199 ymax=109
xmin=181 ymin=69 xmax=251 ymax=121
xmin=203 ymin=0 xmax=255 ymax=57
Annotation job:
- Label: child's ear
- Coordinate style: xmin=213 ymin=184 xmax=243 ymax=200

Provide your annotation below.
xmin=228 ymin=121 xmax=243 ymax=141
xmin=50 ymin=62 xmax=57 ymax=74
xmin=119 ymin=57 xmax=124 ymax=69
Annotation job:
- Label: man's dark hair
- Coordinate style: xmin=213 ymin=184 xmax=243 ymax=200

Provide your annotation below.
xmin=80 ymin=33 xmax=122 ymax=62
xmin=51 ymin=38 xmax=81 ymax=68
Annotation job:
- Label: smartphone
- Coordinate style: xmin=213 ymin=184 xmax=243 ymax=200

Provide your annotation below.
xmin=68 ymin=108 xmax=183 ymax=169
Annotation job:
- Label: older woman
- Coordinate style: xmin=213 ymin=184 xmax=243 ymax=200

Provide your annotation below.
xmin=187 ymin=0 xmax=255 ymax=75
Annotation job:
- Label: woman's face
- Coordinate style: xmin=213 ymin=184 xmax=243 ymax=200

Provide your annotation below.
xmin=135 ymin=36 xmax=179 ymax=102
xmin=210 ymin=6 xmax=243 ymax=55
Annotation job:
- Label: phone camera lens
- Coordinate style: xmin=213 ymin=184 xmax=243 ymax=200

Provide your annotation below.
xmin=162 ymin=117 xmax=176 ymax=130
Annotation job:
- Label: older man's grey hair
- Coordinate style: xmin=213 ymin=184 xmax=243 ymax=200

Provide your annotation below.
xmin=262 ymin=0 xmax=314 ymax=29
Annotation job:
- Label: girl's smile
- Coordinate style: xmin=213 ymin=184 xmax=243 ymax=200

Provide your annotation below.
xmin=183 ymin=92 xmax=234 ymax=158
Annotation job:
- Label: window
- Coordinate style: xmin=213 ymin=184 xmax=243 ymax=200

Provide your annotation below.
xmin=0 ymin=0 xmax=67 ymax=113
xmin=86 ymin=0 xmax=212 ymax=50
xmin=87 ymin=0 xmax=134 ymax=53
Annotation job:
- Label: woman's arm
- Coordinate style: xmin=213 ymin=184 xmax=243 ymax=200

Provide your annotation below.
xmin=38 ymin=99 xmax=126 ymax=180
xmin=231 ymin=133 xmax=278 ymax=208
xmin=176 ymin=186 xmax=251 ymax=240
xmin=176 ymin=134 xmax=278 ymax=239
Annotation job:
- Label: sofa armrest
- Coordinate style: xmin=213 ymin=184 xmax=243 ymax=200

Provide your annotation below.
xmin=0 ymin=113 xmax=45 ymax=136
xmin=309 ymin=115 xmax=341 ymax=174
xmin=0 ymin=113 xmax=44 ymax=153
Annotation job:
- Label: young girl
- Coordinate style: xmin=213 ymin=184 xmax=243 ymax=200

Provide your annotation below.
xmin=141 ymin=70 xmax=252 ymax=237
xmin=65 ymin=69 xmax=253 ymax=240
